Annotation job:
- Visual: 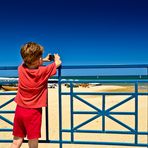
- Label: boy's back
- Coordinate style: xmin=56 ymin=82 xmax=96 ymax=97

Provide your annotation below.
xmin=15 ymin=62 xmax=56 ymax=108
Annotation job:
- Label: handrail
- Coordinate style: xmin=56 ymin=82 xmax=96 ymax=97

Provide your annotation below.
xmin=0 ymin=64 xmax=148 ymax=148
xmin=61 ymin=64 xmax=148 ymax=69
xmin=0 ymin=64 xmax=148 ymax=70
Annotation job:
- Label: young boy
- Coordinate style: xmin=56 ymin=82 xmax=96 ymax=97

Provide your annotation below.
xmin=11 ymin=42 xmax=61 ymax=148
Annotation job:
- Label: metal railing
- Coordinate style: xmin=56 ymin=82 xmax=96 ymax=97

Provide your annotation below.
xmin=0 ymin=64 xmax=148 ymax=147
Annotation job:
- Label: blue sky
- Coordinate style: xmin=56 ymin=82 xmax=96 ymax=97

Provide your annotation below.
xmin=0 ymin=0 xmax=148 ymax=76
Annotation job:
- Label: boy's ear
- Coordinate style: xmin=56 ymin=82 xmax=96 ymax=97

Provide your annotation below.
xmin=39 ymin=57 xmax=43 ymax=64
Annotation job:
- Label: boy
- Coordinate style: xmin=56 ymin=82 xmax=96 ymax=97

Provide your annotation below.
xmin=11 ymin=42 xmax=61 ymax=148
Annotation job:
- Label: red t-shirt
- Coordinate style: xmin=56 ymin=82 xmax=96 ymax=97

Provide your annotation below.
xmin=15 ymin=62 xmax=57 ymax=108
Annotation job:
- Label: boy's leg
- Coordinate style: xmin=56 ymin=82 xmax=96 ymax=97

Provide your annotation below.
xmin=28 ymin=139 xmax=38 ymax=148
xmin=11 ymin=136 xmax=23 ymax=148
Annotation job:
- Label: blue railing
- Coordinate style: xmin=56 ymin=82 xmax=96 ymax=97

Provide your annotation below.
xmin=0 ymin=64 xmax=148 ymax=147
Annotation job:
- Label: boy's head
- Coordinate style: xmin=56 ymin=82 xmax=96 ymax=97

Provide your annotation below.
xmin=20 ymin=42 xmax=44 ymax=67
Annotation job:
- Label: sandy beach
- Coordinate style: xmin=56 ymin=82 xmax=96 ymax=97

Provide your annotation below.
xmin=0 ymin=84 xmax=147 ymax=148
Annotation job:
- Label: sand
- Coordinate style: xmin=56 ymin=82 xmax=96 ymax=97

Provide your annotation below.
xmin=0 ymin=84 xmax=147 ymax=148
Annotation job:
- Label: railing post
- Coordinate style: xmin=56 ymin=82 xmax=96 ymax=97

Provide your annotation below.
xmin=45 ymin=87 xmax=49 ymax=142
xmin=144 ymin=67 xmax=148 ymax=147
xmin=58 ymin=66 xmax=62 ymax=148
xmin=70 ymin=82 xmax=74 ymax=142
xmin=102 ymin=94 xmax=106 ymax=132
xmin=134 ymin=82 xmax=138 ymax=144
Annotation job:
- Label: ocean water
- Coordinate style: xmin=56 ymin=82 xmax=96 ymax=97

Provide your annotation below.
xmin=0 ymin=75 xmax=147 ymax=85
xmin=0 ymin=75 xmax=148 ymax=82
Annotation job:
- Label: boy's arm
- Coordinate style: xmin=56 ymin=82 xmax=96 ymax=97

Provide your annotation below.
xmin=43 ymin=54 xmax=62 ymax=68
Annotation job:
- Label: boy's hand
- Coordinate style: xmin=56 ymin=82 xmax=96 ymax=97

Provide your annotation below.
xmin=43 ymin=54 xmax=51 ymax=62
xmin=54 ymin=54 xmax=60 ymax=60
xmin=43 ymin=53 xmax=62 ymax=68
xmin=54 ymin=54 xmax=62 ymax=68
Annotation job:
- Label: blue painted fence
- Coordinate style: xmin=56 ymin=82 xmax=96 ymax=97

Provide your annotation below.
xmin=0 ymin=64 xmax=148 ymax=147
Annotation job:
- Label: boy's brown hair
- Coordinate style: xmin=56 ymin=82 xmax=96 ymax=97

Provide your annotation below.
xmin=20 ymin=42 xmax=44 ymax=66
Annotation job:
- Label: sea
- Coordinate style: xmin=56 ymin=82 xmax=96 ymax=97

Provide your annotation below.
xmin=0 ymin=75 xmax=147 ymax=86
xmin=0 ymin=75 xmax=148 ymax=82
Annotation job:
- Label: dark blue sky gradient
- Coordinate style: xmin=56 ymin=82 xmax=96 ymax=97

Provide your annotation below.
xmin=0 ymin=0 xmax=148 ymax=67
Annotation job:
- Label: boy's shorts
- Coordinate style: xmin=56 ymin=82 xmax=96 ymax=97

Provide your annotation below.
xmin=13 ymin=105 xmax=42 ymax=140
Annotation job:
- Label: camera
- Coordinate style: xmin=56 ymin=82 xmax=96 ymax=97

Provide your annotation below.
xmin=48 ymin=54 xmax=55 ymax=61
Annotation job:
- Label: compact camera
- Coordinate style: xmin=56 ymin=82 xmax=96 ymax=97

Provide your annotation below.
xmin=49 ymin=54 xmax=55 ymax=61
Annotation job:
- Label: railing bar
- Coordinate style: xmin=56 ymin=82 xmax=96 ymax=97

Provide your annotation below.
xmin=62 ymin=92 xmax=148 ymax=95
xmin=62 ymin=129 xmax=148 ymax=135
xmin=102 ymin=94 xmax=105 ymax=132
xmin=73 ymin=114 xmax=101 ymax=130
xmin=1 ymin=139 xmax=148 ymax=146
xmin=106 ymin=95 xmax=135 ymax=112
xmin=74 ymin=95 xmax=101 ymax=112
xmin=70 ymin=82 xmax=74 ymax=142
xmin=0 ymin=66 xmax=18 ymax=70
xmin=60 ymin=80 xmax=148 ymax=83
xmin=107 ymin=114 xmax=135 ymax=133
xmin=0 ymin=128 xmax=13 ymax=132
xmin=61 ymin=92 xmax=144 ymax=95
xmin=0 ymin=98 xmax=14 ymax=109
xmin=58 ymin=66 xmax=63 ymax=148
xmin=49 ymin=140 xmax=148 ymax=147
xmin=109 ymin=112 xmax=135 ymax=115
xmin=0 ymin=115 xmax=13 ymax=126
xmin=0 ymin=92 xmax=17 ymax=95
xmin=73 ymin=111 xmax=98 ymax=114
xmin=0 ymin=111 xmax=15 ymax=113
xmin=61 ymin=64 xmax=148 ymax=69
xmin=134 ymin=82 xmax=138 ymax=144
xmin=1 ymin=64 xmax=148 ymax=70
xmin=147 ymin=68 xmax=148 ymax=148
xmin=45 ymin=84 xmax=49 ymax=141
